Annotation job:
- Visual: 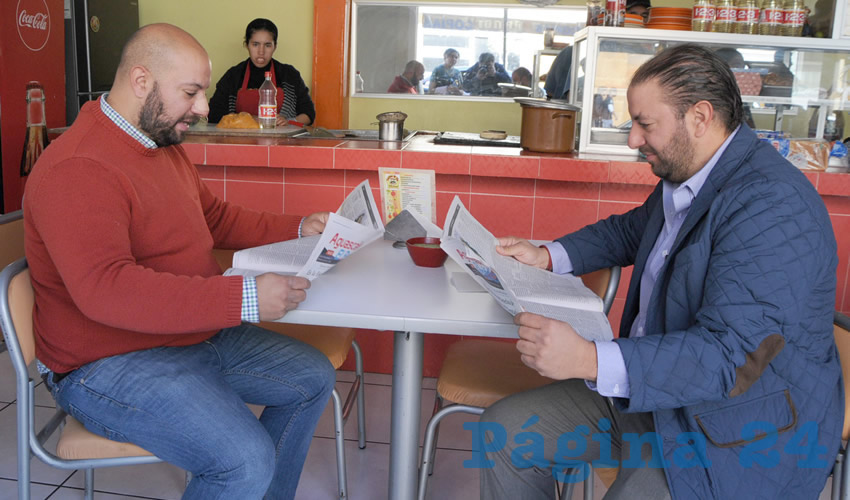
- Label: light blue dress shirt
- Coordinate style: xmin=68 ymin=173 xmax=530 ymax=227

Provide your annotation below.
xmin=544 ymin=125 xmax=740 ymax=397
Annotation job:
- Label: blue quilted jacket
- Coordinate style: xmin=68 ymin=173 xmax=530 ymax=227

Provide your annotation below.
xmin=558 ymin=125 xmax=842 ymax=499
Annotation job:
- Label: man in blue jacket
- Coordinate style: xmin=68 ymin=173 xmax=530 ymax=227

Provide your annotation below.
xmin=482 ymin=44 xmax=842 ymax=499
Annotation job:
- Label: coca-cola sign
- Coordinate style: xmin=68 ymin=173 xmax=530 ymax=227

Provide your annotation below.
xmin=16 ymin=0 xmax=51 ymax=52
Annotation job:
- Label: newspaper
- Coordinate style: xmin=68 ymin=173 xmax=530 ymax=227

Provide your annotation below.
xmin=440 ymin=196 xmax=613 ymax=342
xmin=226 ymin=180 xmax=384 ymax=280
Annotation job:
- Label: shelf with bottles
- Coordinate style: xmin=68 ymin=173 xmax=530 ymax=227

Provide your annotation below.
xmin=571 ymin=26 xmax=850 ymax=155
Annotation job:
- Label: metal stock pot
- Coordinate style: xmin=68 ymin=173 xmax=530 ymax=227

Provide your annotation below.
xmin=515 ymin=98 xmax=580 ymax=153
xmin=375 ymin=111 xmax=408 ymax=141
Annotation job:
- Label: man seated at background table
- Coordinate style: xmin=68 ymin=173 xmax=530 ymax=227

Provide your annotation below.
xmin=483 ymin=44 xmax=841 ymax=500
xmin=463 ymin=52 xmax=511 ymax=96
xmin=388 ymin=60 xmax=425 ymax=94
xmin=24 ymin=23 xmax=335 ymax=500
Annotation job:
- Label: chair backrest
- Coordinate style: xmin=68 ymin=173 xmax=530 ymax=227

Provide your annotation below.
xmin=834 ymin=311 xmax=850 ymax=440
xmin=580 ymin=266 xmax=621 ymax=315
xmin=0 ymin=258 xmax=35 ymax=374
xmin=0 ymin=210 xmax=25 ymax=271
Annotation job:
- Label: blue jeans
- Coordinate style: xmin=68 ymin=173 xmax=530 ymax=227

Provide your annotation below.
xmin=48 ymin=323 xmax=336 ymax=500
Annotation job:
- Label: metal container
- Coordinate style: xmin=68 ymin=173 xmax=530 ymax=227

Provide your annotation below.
xmin=376 ymin=111 xmax=408 ymax=141
xmin=514 ymin=98 xmax=580 ymax=153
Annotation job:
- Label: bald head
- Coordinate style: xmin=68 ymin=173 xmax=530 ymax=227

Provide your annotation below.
xmin=115 ymin=23 xmax=208 ymax=85
xmin=106 ymin=23 xmax=211 ymax=147
xmin=403 ymin=60 xmax=421 ymax=74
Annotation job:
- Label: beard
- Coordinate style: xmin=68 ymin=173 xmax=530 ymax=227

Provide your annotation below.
xmin=138 ymin=82 xmax=201 ymax=147
xmin=640 ymin=123 xmax=696 ymax=183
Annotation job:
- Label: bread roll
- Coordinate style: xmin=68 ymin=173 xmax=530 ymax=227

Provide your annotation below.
xmin=216 ymin=112 xmax=259 ymax=129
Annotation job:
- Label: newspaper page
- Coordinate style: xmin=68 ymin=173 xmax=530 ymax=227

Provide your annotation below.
xmin=295 ymin=212 xmax=382 ymax=280
xmin=336 ymin=180 xmax=385 ymax=232
xmin=440 ymin=196 xmax=612 ymax=342
xmin=232 ymin=235 xmax=320 ymax=274
xmin=227 ymin=180 xmax=383 ymax=280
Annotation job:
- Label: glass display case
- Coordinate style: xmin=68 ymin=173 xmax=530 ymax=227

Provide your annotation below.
xmin=570 ymin=27 xmax=850 ymax=155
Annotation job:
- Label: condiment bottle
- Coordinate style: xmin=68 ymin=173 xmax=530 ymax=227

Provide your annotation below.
xmin=735 ymin=0 xmax=760 ymax=34
xmin=712 ymin=0 xmax=736 ymax=32
xmin=355 ymin=71 xmax=365 ymax=93
xmin=258 ymin=71 xmax=277 ymax=129
xmin=605 ymin=0 xmax=626 ymax=26
xmin=758 ymin=0 xmax=783 ymax=35
xmin=782 ymin=0 xmax=806 ymax=36
xmin=692 ymin=0 xmax=716 ymax=31
xmin=586 ymin=0 xmax=604 ymax=26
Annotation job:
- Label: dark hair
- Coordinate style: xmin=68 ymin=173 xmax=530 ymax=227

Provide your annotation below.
xmin=630 ymin=44 xmax=742 ymax=132
xmin=478 ymin=52 xmax=496 ymax=64
xmin=443 ymin=48 xmax=459 ymax=58
xmin=245 ymin=18 xmax=278 ymax=45
xmin=512 ymin=67 xmax=532 ymax=80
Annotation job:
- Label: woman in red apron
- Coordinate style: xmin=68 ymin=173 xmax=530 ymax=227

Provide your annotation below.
xmin=208 ymin=18 xmax=316 ymax=126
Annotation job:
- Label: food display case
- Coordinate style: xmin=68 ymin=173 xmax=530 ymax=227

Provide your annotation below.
xmin=570 ymin=26 xmax=850 ymax=155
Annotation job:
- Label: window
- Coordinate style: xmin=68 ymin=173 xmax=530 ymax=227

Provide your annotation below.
xmin=353 ymin=1 xmax=586 ymax=98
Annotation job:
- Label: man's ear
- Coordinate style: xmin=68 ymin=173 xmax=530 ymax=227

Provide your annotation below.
xmin=690 ymin=100 xmax=715 ymax=138
xmin=128 ymin=65 xmax=151 ymax=99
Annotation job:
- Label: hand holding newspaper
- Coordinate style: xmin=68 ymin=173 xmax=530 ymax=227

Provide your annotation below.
xmin=225 ymin=180 xmax=384 ymax=280
xmin=440 ymin=196 xmax=613 ymax=342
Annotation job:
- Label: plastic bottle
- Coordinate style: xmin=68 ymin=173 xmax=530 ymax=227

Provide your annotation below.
xmin=586 ymin=0 xmax=604 ymax=26
xmin=782 ymin=0 xmax=806 ymax=36
xmin=758 ymin=0 xmax=783 ymax=35
xmin=604 ymin=0 xmax=626 ymax=26
xmin=712 ymin=0 xmax=735 ymax=32
xmin=258 ymin=71 xmax=277 ymax=129
xmin=735 ymin=0 xmax=760 ymax=34
xmin=692 ymin=0 xmax=716 ymax=32
xmin=355 ymin=71 xmax=365 ymax=93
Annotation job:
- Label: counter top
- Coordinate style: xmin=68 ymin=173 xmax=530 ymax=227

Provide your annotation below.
xmin=181 ymin=133 xmax=849 ymax=196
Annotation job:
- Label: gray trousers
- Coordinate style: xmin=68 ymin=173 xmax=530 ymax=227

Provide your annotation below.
xmin=479 ymin=379 xmax=672 ymax=500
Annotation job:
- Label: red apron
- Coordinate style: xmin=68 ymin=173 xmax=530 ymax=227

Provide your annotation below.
xmin=234 ymin=61 xmax=285 ymax=117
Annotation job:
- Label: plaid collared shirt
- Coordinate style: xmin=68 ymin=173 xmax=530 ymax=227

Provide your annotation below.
xmin=100 ymin=94 xmax=158 ymax=149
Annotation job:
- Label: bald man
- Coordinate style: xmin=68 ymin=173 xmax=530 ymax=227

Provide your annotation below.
xmin=387 ymin=60 xmax=424 ymax=93
xmin=24 ymin=24 xmax=335 ymax=499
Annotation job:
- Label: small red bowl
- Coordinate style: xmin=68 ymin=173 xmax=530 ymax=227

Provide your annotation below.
xmin=405 ymin=237 xmax=448 ymax=268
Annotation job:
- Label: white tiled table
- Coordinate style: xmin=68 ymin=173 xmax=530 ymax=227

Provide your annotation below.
xmin=276 ymin=240 xmax=519 ymax=500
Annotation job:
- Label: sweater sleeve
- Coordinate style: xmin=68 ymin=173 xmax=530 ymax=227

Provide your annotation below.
xmin=27 ymin=158 xmax=244 ymax=334
xmin=208 ymin=63 xmax=242 ymax=123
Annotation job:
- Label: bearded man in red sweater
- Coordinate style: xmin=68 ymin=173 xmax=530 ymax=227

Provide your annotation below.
xmin=24 ymin=23 xmax=335 ymax=499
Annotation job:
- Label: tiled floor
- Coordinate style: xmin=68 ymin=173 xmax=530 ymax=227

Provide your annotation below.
xmin=0 ymin=350 xmax=837 ymax=500
xmin=0 ymin=350 xmax=603 ymax=500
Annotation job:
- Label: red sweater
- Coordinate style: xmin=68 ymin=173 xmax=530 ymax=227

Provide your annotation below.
xmin=387 ymin=76 xmax=417 ymax=94
xmin=24 ymin=101 xmax=302 ymax=373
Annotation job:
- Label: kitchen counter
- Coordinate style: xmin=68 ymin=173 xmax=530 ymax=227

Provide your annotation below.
xmin=181 ymin=132 xmax=848 ymax=195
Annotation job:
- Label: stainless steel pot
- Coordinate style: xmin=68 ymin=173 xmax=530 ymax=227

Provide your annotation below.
xmin=376 ymin=111 xmax=408 ymax=141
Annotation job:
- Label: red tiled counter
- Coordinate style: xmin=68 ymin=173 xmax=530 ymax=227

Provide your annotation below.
xmin=184 ymin=132 xmax=850 ymax=376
